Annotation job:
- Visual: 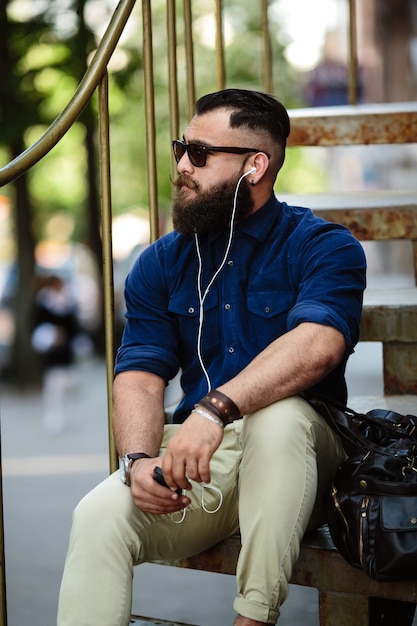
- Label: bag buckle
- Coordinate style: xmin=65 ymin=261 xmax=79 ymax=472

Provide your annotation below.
xmin=402 ymin=454 xmax=417 ymax=476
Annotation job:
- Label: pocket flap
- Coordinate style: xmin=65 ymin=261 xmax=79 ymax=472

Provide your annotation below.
xmin=247 ymin=292 xmax=294 ymax=319
xmin=381 ymin=495 xmax=417 ymax=532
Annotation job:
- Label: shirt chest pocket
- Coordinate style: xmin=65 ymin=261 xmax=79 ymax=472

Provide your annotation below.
xmin=168 ymin=290 xmax=218 ymax=331
xmin=246 ymin=291 xmax=296 ymax=347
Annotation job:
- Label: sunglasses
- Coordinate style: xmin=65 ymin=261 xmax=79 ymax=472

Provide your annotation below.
xmin=172 ymin=139 xmax=270 ymax=168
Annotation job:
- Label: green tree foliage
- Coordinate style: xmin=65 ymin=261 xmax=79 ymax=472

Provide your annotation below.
xmin=0 ymin=0 xmax=106 ymax=382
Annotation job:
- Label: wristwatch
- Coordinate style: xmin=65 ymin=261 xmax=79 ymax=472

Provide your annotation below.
xmin=119 ymin=452 xmax=151 ymax=486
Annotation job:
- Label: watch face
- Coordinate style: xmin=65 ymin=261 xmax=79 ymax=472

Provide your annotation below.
xmin=119 ymin=456 xmax=129 ymax=484
xmin=119 ymin=453 xmax=150 ymax=486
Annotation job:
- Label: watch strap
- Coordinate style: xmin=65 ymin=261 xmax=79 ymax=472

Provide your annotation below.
xmin=122 ymin=452 xmax=151 ymax=486
xmin=126 ymin=452 xmax=151 ymax=461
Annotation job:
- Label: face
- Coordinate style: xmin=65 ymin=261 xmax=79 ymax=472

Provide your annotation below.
xmin=172 ymin=109 xmax=255 ymax=235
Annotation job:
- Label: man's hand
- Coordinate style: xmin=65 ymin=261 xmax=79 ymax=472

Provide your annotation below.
xmin=162 ymin=412 xmax=224 ymax=488
xmin=129 ymin=457 xmax=191 ymax=514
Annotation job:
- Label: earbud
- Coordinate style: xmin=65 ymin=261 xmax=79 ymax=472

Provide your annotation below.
xmin=246 ymin=166 xmax=256 ymax=175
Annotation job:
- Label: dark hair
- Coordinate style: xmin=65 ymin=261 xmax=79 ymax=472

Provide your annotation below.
xmin=195 ymin=89 xmax=290 ymax=169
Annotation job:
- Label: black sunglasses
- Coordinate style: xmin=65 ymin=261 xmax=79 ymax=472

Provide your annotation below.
xmin=172 ymin=139 xmax=270 ymax=168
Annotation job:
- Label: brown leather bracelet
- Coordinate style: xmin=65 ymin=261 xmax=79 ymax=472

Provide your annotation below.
xmin=197 ymin=398 xmax=225 ymax=421
xmin=199 ymin=390 xmax=241 ymax=426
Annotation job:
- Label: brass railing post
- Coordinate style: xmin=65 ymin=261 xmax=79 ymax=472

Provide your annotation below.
xmin=98 ymin=71 xmax=118 ymax=474
xmin=215 ymin=0 xmax=225 ymax=90
xmin=348 ymin=0 xmax=359 ymax=104
xmin=167 ymin=0 xmax=180 ymax=180
xmin=183 ymin=0 xmax=196 ymax=120
xmin=0 ymin=433 xmax=7 ymax=626
xmin=142 ymin=0 xmax=159 ymax=243
xmin=262 ymin=0 xmax=272 ymax=94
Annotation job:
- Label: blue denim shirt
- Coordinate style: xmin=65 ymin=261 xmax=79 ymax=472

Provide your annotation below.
xmin=115 ymin=195 xmax=366 ymax=422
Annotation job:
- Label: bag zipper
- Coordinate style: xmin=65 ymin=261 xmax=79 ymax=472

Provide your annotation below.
xmin=331 ymin=485 xmax=349 ymax=533
xmin=359 ymin=495 xmax=370 ymax=567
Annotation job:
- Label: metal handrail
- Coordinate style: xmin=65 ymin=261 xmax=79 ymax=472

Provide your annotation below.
xmin=348 ymin=0 xmax=359 ymax=104
xmin=0 ymin=0 xmax=137 ymax=187
xmin=97 ymin=71 xmax=119 ymax=474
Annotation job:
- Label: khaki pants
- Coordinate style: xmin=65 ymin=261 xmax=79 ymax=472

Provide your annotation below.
xmin=57 ymin=396 xmax=344 ymax=625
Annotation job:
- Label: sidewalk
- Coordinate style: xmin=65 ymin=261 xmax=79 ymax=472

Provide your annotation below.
xmin=0 ymin=348 xmax=416 ymax=626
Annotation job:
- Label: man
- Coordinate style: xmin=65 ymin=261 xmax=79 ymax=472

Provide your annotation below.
xmin=58 ymin=89 xmax=366 ymax=625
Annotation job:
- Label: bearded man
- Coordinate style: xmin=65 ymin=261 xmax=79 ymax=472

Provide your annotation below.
xmin=57 ymin=89 xmax=366 ymax=626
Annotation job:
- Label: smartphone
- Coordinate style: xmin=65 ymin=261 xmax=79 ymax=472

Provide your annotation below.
xmin=153 ymin=466 xmax=182 ymax=496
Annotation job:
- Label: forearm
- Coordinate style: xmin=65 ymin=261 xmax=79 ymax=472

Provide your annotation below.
xmin=112 ymin=370 xmax=166 ymax=457
xmin=219 ymin=322 xmax=346 ymax=415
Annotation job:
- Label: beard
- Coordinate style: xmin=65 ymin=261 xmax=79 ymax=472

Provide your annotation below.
xmin=172 ymin=172 xmax=254 ymax=236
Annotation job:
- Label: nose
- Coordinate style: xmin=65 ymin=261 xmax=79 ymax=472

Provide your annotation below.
xmin=176 ymin=149 xmax=194 ymax=175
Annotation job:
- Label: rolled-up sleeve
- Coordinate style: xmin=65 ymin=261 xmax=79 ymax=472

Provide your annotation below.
xmin=287 ymin=221 xmax=366 ymax=353
xmin=114 ymin=242 xmax=180 ymax=382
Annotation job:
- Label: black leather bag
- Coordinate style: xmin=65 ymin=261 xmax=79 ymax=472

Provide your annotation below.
xmin=307 ymin=396 xmax=417 ymax=582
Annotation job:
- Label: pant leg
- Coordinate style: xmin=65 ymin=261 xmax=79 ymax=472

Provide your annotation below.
xmin=233 ymin=396 xmax=345 ymax=624
xmin=57 ymin=423 xmax=241 ymax=626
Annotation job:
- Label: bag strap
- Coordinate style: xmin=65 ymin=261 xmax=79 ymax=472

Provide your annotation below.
xmin=367 ymin=409 xmax=417 ymax=438
xmin=305 ymin=395 xmax=417 ymax=457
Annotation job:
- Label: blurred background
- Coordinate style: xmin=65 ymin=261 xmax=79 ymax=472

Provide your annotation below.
xmin=0 ymin=0 xmax=417 ymax=624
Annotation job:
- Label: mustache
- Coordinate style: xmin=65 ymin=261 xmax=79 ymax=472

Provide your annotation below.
xmin=171 ymin=173 xmax=199 ymax=190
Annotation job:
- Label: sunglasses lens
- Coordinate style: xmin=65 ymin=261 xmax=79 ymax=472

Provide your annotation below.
xmin=173 ymin=141 xmax=186 ymax=163
xmin=173 ymin=141 xmax=206 ymax=166
xmin=188 ymin=145 xmax=206 ymax=167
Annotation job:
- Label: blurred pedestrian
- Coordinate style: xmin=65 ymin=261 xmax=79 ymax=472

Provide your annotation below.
xmin=31 ymin=274 xmax=80 ymax=434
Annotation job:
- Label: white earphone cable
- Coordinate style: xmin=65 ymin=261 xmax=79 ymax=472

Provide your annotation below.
xmin=195 ymin=168 xmax=253 ymax=392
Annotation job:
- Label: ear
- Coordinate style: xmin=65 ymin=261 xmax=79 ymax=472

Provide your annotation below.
xmin=248 ymin=152 xmax=269 ymax=184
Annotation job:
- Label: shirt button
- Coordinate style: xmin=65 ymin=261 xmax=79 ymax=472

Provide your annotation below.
xmin=264 ymin=306 xmax=271 ymax=314
xmin=225 ymin=303 xmax=231 ymax=310
xmin=228 ymin=260 xmax=234 ymax=266
xmin=228 ymin=347 xmax=235 ymax=353
xmin=188 ymin=307 xmax=195 ymax=314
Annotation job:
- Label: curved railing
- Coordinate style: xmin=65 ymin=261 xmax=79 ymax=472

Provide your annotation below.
xmin=0 ymin=0 xmax=137 ymax=187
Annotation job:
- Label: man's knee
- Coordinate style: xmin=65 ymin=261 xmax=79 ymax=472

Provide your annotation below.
xmin=70 ymin=473 xmax=131 ymax=537
xmin=242 ymin=396 xmax=316 ymax=448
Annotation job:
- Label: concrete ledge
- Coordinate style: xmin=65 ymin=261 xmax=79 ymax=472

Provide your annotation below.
xmin=347 ymin=394 xmax=417 ymax=414
xmin=287 ymin=102 xmax=417 ymax=146
xmin=358 ymin=288 xmax=417 ymax=393
xmin=280 ymin=190 xmax=417 ymax=241
xmin=361 ymin=287 xmax=417 ymax=342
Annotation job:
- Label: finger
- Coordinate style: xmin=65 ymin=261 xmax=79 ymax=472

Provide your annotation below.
xmin=136 ymin=500 xmax=187 ymax=515
xmin=182 ymin=458 xmax=200 ymax=483
xmin=134 ymin=490 xmax=190 ymax=514
xmin=171 ymin=458 xmax=192 ymax=490
xmin=162 ymin=454 xmax=191 ymax=491
xmin=160 ymin=452 xmax=175 ymax=488
xmin=197 ymin=457 xmax=211 ymax=484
